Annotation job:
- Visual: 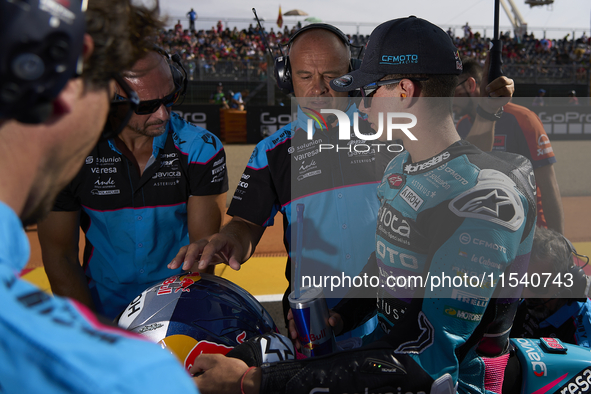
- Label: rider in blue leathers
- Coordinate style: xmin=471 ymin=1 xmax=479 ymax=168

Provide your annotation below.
xmin=190 ymin=17 xmax=533 ymax=394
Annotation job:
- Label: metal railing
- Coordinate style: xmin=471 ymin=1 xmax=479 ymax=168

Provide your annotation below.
xmin=503 ymin=64 xmax=589 ymax=84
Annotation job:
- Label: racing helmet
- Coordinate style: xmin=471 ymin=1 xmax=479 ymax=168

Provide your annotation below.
xmin=117 ymin=272 xmax=277 ymax=370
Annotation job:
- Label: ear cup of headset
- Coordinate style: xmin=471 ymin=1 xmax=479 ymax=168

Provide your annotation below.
xmin=170 ymin=52 xmax=187 ymax=96
xmin=567 ymin=264 xmax=591 ymax=299
xmin=274 ymin=55 xmax=293 ymax=94
xmin=0 ymin=0 xmax=86 ymax=124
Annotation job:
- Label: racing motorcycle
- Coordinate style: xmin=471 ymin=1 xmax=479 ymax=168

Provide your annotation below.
xmin=117 ymin=273 xmax=591 ymax=394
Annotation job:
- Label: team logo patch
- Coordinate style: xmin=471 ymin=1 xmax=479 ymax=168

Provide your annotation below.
xmin=449 ymin=169 xmax=524 ymax=231
xmin=332 ymin=75 xmax=353 ymax=88
xmin=201 ymin=134 xmax=217 ymax=149
xmin=248 ymin=147 xmax=258 ymax=164
xmin=387 ymin=173 xmax=406 ymax=189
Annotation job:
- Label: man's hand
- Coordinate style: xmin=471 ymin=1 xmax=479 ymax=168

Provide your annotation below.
xmin=192 ymin=354 xmax=261 ymax=394
xmin=168 ymin=216 xmax=265 ymax=272
xmin=287 ymin=308 xmax=343 ymax=350
xmin=478 ymin=51 xmax=514 ymax=113
xmin=168 ymin=233 xmax=245 ymax=272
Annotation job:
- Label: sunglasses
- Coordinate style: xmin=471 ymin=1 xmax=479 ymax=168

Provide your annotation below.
xmin=116 ymin=83 xmax=182 ymax=115
xmin=102 ymin=75 xmax=139 ymax=140
xmin=360 ymin=77 xmax=428 ymax=107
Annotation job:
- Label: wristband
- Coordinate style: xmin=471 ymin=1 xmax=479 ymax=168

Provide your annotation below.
xmin=476 ymin=105 xmax=504 ymax=121
xmin=241 ymin=366 xmax=256 ymax=394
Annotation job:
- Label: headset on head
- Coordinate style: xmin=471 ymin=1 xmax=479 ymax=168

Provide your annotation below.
xmin=154 ymin=47 xmax=188 ymax=98
xmin=0 ymin=0 xmax=86 ymax=124
xmin=562 ymin=235 xmax=591 ymax=299
xmin=101 ymin=47 xmax=188 ymax=139
xmin=274 ymin=23 xmax=361 ymax=95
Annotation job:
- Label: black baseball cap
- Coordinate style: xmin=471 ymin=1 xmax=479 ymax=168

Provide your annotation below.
xmin=331 ymin=16 xmax=463 ymax=92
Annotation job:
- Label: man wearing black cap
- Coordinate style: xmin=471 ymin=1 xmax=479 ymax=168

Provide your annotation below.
xmin=191 ymin=17 xmax=536 ymax=394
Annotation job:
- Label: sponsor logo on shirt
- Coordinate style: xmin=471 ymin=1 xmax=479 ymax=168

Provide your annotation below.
xmin=493 ymin=135 xmax=506 ymax=151
xmin=91 ymin=189 xmax=120 ymax=195
xmin=538 ymin=134 xmax=551 ymax=146
xmin=299 ymin=160 xmax=317 ymax=172
xmin=410 ymin=179 xmax=436 ymax=198
xmin=152 ymin=171 xmax=181 ymax=179
xmin=451 ymin=289 xmax=489 ymax=308
xmin=297 ymin=170 xmax=322 ymax=181
xmin=201 ymin=134 xmax=217 ymax=149
xmin=444 ymin=306 xmax=483 ymax=322
xmin=161 ymin=158 xmax=179 ymax=167
xmin=94 ymin=177 xmax=116 ymax=188
xmin=537 ymin=146 xmax=553 ymax=157
xmin=404 ymin=152 xmax=450 ymax=173
xmin=458 ymin=232 xmax=508 ymax=254
xmin=449 ymin=169 xmax=524 ymax=231
xmin=399 ymin=186 xmax=424 ymax=211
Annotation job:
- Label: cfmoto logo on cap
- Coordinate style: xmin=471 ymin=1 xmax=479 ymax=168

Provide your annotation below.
xmin=380 ymin=54 xmax=418 ymax=65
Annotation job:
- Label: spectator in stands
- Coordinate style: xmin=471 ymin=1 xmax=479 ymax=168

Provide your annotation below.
xmin=568 ymin=90 xmax=580 ymax=105
xmin=210 ymin=82 xmax=229 ymax=108
xmin=174 ymin=20 xmax=182 ymax=33
xmin=454 ymin=57 xmax=564 ymax=234
xmin=463 ymin=22 xmax=472 ymax=39
xmin=187 ymin=8 xmax=197 ymax=32
xmin=532 ymin=88 xmax=546 ymax=106
xmin=229 ymin=89 xmax=248 ymax=110
xmin=511 ymin=227 xmax=591 ymax=347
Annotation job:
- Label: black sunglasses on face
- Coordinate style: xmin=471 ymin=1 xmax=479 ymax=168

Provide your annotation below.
xmin=360 ymin=77 xmax=429 ymax=107
xmin=102 ymin=75 xmax=139 ymax=140
xmin=116 ymin=83 xmax=182 ymax=115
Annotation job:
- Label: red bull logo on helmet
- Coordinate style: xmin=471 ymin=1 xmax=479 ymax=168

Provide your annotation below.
xmin=236 ymin=331 xmax=247 ymax=344
xmin=156 ymin=273 xmax=202 ymax=295
xmin=184 ymin=340 xmax=233 ymax=370
xmin=160 ymin=334 xmax=234 ymax=371
xmin=175 ymin=272 xmax=202 ymax=293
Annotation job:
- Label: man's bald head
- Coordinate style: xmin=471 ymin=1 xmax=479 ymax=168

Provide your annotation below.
xmin=287 ymin=28 xmax=351 ymax=107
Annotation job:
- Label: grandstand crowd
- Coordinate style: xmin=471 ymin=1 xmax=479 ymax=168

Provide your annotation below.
xmin=157 ymin=20 xmax=591 ymax=82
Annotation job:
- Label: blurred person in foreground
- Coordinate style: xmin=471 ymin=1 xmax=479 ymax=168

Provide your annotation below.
xmin=0 ymin=0 xmax=200 ymax=391
xmin=511 ymin=226 xmax=591 ymax=347
xmin=190 ymin=17 xmax=535 ymax=394
xmin=454 ymin=57 xmax=564 ymax=234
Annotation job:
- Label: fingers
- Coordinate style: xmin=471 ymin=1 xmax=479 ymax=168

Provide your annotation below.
xmin=192 ymin=354 xmax=250 ymax=394
xmin=168 ymin=245 xmax=190 ymax=270
xmin=485 ymin=76 xmax=514 ymax=98
xmin=286 ymin=309 xmax=301 ymax=350
xmin=167 ymin=240 xmax=208 ymax=271
xmin=168 ymin=236 xmax=245 ymax=272
xmin=328 ymin=310 xmax=344 ymax=336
